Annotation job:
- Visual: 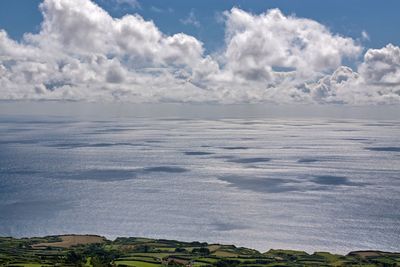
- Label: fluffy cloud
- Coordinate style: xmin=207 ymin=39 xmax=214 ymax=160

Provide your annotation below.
xmin=223 ymin=8 xmax=361 ymax=82
xmin=359 ymin=44 xmax=400 ymax=85
xmin=0 ymin=0 xmax=399 ymax=104
xmin=305 ymin=47 xmax=400 ymax=104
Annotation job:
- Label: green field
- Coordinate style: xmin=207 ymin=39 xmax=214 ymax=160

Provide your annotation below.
xmin=114 ymin=260 xmax=161 ymax=267
xmin=0 ymin=235 xmax=399 ymax=267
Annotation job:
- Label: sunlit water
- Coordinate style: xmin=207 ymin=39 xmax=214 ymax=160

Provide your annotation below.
xmin=0 ymin=104 xmax=399 ymax=253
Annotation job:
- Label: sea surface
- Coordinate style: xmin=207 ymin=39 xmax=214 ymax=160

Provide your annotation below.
xmin=0 ymin=103 xmax=399 ymax=253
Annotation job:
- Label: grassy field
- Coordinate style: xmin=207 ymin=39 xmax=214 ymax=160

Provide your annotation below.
xmin=0 ymin=235 xmax=399 ymax=267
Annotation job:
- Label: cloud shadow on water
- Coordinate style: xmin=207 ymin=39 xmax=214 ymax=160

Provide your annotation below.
xmin=0 ymin=169 xmax=40 ymax=176
xmin=59 ymin=169 xmax=139 ymax=182
xmin=343 ymin=138 xmax=370 ymax=141
xmin=55 ymin=166 xmax=189 ymax=182
xmin=46 ymin=142 xmax=140 ymax=149
xmin=142 ymin=166 xmax=189 ymax=173
xmin=145 ymin=140 xmax=163 ymax=143
xmin=219 ymin=174 xmax=368 ymax=193
xmin=227 ymin=157 xmax=272 ymax=164
xmin=0 ymin=140 xmax=41 ymax=145
xmin=365 ymin=147 xmax=400 ymax=152
xmin=0 ymin=200 xmax=71 ymax=220
xmin=311 ymin=175 xmax=368 ymax=187
xmin=221 ymin=146 xmax=250 ymax=150
xmin=219 ymin=175 xmax=300 ymax=193
xmin=363 ymin=123 xmax=398 ymax=127
xmin=184 ymin=151 xmax=215 ymax=156
xmin=297 ymin=158 xmax=320 ymax=163
xmin=90 ymin=128 xmax=136 ymax=134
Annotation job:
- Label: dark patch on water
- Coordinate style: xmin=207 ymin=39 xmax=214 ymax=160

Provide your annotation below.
xmin=89 ymin=120 xmax=114 ymax=123
xmin=3 ymin=120 xmax=76 ymax=125
xmin=0 ymin=184 xmax=15 ymax=194
xmin=212 ymin=155 xmax=236 ymax=159
xmin=0 ymin=169 xmax=39 ymax=176
xmin=311 ymin=175 xmax=351 ymax=185
xmin=285 ymin=124 xmax=310 ymax=127
xmin=0 ymin=200 xmax=71 ymax=220
xmin=228 ymin=157 xmax=272 ymax=164
xmin=310 ymin=175 xmax=365 ymax=187
xmin=158 ymin=118 xmax=192 ymax=121
xmin=184 ymin=151 xmax=214 ymax=156
xmin=219 ymin=176 xmax=299 ymax=193
xmin=46 ymin=142 xmax=139 ymax=149
xmin=333 ymin=129 xmax=359 ymax=132
xmin=93 ymin=142 xmax=139 ymax=147
xmin=1 ymin=128 xmax=36 ymax=133
xmin=344 ymin=138 xmax=370 ymax=141
xmin=91 ymin=128 xmax=136 ymax=134
xmin=45 ymin=142 xmax=86 ymax=149
xmin=365 ymin=147 xmax=400 ymax=152
xmin=143 ymin=166 xmax=189 ymax=173
xmin=145 ymin=140 xmax=163 ymax=143
xmin=281 ymin=146 xmax=308 ymax=150
xmin=326 ymin=120 xmax=354 ymax=124
xmin=221 ymin=146 xmax=249 ymax=150
xmin=82 ymin=143 xmax=119 ymax=148
xmin=209 ymin=128 xmax=247 ymax=132
xmin=363 ymin=123 xmax=397 ymax=127
xmin=219 ymin=174 xmax=368 ymax=193
xmin=0 ymin=116 xmax=75 ymax=124
xmin=297 ymin=158 xmax=319 ymax=163
xmin=0 ymin=140 xmax=40 ymax=145
xmin=58 ymin=169 xmax=138 ymax=182
xmin=237 ymin=121 xmax=263 ymax=125
xmin=55 ymin=166 xmax=189 ymax=181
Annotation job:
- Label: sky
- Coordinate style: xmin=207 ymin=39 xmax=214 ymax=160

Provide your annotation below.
xmin=0 ymin=0 xmax=400 ymax=104
xmin=1 ymin=0 xmax=400 ymax=52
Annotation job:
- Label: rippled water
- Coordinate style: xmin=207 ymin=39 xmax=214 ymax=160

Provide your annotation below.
xmin=1 ymin=112 xmax=399 ymax=253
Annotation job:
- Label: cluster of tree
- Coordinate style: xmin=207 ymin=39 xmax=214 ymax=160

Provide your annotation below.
xmin=191 ymin=247 xmax=210 ymax=256
xmin=190 ymin=241 xmax=208 ymax=247
xmin=65 ymin=244 xmax=121 ymax=267
xmin=215 ymin=259 xmax=240 ymax=267
xmin=174 ymin=247 xmax=187 ymax=253
xmin=134 ymin=245 xmax=151 ymax=253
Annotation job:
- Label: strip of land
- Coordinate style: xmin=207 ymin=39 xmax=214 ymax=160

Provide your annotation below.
xmin=0 ymin=235 xmax=399 ymax=267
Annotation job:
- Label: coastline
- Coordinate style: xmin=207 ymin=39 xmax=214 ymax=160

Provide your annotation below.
xmin=1 ymin=234 xmax=399 ymax=266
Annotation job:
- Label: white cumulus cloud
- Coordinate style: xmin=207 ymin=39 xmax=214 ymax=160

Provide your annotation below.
xmin=0 ymin=0 xmax=399 ymax=104
xmin=359 ymin=44 xmax=400 ymax=85
xmin=223 ymin=8 xmax=361 ymax=82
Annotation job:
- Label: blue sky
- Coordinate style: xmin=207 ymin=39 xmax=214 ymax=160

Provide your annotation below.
xmin=1 ymin=0 xmax=399 ymax=53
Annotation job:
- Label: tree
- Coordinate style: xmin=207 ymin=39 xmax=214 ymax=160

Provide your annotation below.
xmin=174 ymin=247 xmax=187 ymax=253
xmin=192 ymin=247 xmax=210 ymax=256
xmin=66 ymin=251 xmax=84 ymax=266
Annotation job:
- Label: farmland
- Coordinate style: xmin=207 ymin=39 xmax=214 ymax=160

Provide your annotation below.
xmin=0 ymin=235 xmax=399 ymax=267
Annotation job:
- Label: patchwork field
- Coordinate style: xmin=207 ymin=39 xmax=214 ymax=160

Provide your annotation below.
xmin=0 ymin=235 xmax=399 ymax=267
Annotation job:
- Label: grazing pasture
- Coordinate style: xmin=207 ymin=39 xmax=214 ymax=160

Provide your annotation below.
xmin=1 ymin=235 xmax=399 ymax=267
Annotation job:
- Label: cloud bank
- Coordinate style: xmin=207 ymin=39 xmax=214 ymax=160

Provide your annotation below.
xmin=0 ymin=0 xmax=399 ymax=104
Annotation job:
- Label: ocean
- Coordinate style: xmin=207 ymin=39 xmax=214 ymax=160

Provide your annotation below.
xmin=0 ymin=102 xmax=399 ymax=253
